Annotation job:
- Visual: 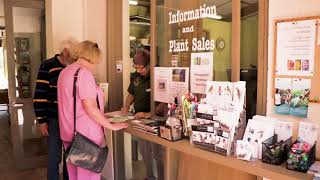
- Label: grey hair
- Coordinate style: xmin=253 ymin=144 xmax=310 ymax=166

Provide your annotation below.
xmin=58 ymin=37 xmax=79 ymax=54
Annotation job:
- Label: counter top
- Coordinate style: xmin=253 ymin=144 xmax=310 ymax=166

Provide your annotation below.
xmin=124 ymin=125 xmax=313 ymax=180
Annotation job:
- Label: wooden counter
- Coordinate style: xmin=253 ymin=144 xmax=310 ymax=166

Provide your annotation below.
xmin=124 ymin=125 xmax=313 ymax=180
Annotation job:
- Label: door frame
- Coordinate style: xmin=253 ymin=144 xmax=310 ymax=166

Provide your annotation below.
xmin=256 ymin=0 xmax=269 ymax=115
xmin=3 ymin=0 xmax=46 ymax=170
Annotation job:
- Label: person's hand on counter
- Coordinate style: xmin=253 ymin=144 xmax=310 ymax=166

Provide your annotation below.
xmin=121 ymin=106 xmax=130 ymax=115
xmin=134 ymin=112 xmax=152 ymax=119
xmin=109 ymin=122 xmax=129 ymax=131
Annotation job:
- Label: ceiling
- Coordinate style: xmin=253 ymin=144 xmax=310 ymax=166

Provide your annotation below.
xmin=214 ymin=0 xmax=259 ymax=20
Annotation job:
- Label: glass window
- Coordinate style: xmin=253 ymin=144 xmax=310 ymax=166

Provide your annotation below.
xmin=240 ymin=0 xmax=258 ymax=120
xmin=156 ymin=0 xmax=232 ymax=81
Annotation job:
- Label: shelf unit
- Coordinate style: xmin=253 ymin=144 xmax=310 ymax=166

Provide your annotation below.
xmin=130 ymin=15 xmax=151 ymax=26
xmin=130 ymin=15 xmax=150 ymax=21
xmin=130 ymin=21 xmax=150 ymax=26
xmin=129 ymin=13 xmax=150 ymax=55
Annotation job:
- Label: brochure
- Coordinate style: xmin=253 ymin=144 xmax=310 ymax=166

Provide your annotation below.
xmin=289 ymin=78 xmax=311 ymax=118
xmin=274 ymin=78 xmax=292 ymax=115
xmin=105 ymin=111 xmax=129 ymax=123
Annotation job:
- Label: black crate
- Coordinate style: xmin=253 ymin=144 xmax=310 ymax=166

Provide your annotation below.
xmin=287 ymin=140 xmax=316 ymax=172
xmin=262 ymin=135 xmax=292 ymax=165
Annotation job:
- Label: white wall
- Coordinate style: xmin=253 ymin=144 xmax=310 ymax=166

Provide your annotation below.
xmin=0 ymin=0 xmax=41 ymax=32
xmin=13 ymin=7 xmax=41 ymax=33
xmin=267 ymin=0 xmax=320 ymax=154
xmin=45 ymin=0 xmax=107 ymax=82
xmin=84 ymin=0 xmax=107 ymax=82
xmin=46 ymin=0 xmax=84 ymax=58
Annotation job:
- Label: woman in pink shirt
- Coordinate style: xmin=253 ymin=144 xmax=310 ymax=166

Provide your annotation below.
xmin=58 ymin=40 xmax=128 ymax=180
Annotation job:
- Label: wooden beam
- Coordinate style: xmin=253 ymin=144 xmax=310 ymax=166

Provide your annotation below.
xmin=256 ymin=0 xmax=268 ymax=115
xmin=108 ymin=1 xmax=124 ymax=179
xmin=107 ymin=0 xmax=124 ymax=111
xmin=150 ymin=0 xmax=156 ymax=115
xmin=113 ymin=131 xmax=125 ymax=180
xmin=3 ymin=1 xmax=15 ymax=104
xmin=164 ymin=147 xmax=179 ymax=180
xmin=231 ymin=0 xmax=241 ymax=82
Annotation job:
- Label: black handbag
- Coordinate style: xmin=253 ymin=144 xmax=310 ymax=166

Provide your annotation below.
xmin=64 ymin=68 xmax=108 ymax=173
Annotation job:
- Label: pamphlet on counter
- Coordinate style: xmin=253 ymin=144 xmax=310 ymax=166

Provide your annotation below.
xmin=105 ymin=111 xmax=129 ymax=123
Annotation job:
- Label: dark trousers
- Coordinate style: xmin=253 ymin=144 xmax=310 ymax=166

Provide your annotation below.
xmin=47 ymin=118 xmax=68 ymax=180
xmin=138 ymin=139 xmax=164 ymax=180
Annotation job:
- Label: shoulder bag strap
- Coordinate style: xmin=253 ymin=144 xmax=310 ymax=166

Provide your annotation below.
xmin=73 ymin=68 xmax=81 ymax=135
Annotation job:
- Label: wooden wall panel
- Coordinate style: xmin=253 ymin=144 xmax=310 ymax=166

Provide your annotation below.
xmin=309 ymin=19 xmax=320 ymax=101
xmin=177 ymin=153 xmax=257 ymax=180
xmin=107 ymin=0 xmax=124 ymax=111
xmin=231 ymin=0 xmax=240 ymax=82
xmin=256 ymin=0 xmax=268 ymax=115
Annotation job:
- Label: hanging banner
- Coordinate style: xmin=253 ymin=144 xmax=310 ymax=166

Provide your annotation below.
xmin=190 ymin=52 xmax=214 ymax=94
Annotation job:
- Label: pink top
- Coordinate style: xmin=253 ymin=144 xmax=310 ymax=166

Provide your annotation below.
xmin=58 ymin=64 xmax=105 ymax=145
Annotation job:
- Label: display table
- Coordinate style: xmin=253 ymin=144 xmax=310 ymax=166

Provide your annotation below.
xmin=124 ymin=124 xmax=313 ymax=180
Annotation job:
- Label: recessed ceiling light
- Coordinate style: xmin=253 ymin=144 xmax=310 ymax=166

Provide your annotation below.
xmin=129 ymin=0 xmax=138 ymax=5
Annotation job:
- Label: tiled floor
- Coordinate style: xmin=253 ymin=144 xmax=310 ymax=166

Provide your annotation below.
xmin=0 ymin=109 xmax=47 ymax=180
xmin=0 ymin=106 xmax=147 ymax=180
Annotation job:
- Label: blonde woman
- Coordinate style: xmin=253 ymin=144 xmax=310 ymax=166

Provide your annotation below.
xmin=58 ymin=40 xmax=128 ymax=180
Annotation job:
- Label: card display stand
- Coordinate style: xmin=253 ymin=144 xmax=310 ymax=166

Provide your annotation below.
xmin=190 ymin=109 xmax=246 ymax=156
xmin=287 ymin=141 xmax=316 ymax=172
xmin=191 ymin=124 xmax=228 ymax=155
xmin=262 ymin=135 xmax=292 ymax=165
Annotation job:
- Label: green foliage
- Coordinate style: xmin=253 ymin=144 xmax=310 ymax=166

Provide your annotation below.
xmin=291 ymin=90 xmax=303 ymax=98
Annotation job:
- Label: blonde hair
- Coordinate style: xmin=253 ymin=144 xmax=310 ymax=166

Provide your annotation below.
xmin=74 ymin=40 xmax=102 ymax=64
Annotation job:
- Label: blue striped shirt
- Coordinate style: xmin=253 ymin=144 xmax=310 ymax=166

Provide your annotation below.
xmin=33 ymin=54 xmax=64 ymax=124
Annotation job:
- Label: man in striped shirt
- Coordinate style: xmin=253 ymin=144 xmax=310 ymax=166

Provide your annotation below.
xmin=34 ymin=38 xmax=78 ymax=180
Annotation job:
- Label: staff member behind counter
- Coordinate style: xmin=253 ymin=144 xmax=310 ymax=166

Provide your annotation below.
xmin=121 ymin=49 xmax=164 ymax=180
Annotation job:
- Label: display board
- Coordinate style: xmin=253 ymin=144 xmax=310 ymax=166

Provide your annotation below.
xmin=273 ymin=16 xmax=320 ymax=117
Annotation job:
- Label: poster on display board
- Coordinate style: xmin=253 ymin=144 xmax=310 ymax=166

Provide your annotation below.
xmin=274 ymin=78 xmax=311 ymax=118
xmin=276 ymin=19 xmax=316 ymax=76
xmin=289 ymin=78 xmax=311 ymax=118
xmin=190 ymin=52 xmax=214 ymax=94
xmin=154 ymin=67 xmax=189 ymax=104
xmin=274 ymin=78 xmax=292 ymax=115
